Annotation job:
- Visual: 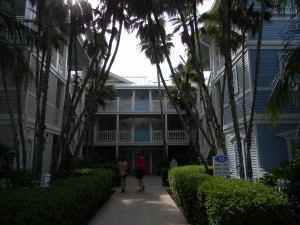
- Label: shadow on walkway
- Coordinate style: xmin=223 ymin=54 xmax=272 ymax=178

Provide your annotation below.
xmin=88 ymin=175 xmax=189 ymax=225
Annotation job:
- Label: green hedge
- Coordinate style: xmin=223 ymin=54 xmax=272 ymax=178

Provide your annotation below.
xmin=168 ymin=165 xmax=209 ymax=225
xmin=168 ymin=166 xmax=298 ymax=225
xmin=0 ymin=168 xmax=115 ymax=225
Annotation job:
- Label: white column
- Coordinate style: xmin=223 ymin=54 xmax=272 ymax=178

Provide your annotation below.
xmin=149 ymin=97 xmax=152 ymax=111
xmin=116 ymin=115 xmax=119 ymax=142
xmin=94 ymin=125 xmax=97 ymax=142
xmin=116 ymin=97 xmax=120 ymax=111
xmin=149 ymin=118 xmax=153 ymax=142
xmin=132 ymin=118 xmax=135 ymax=142
xmin=132 ymin=90 xmax=135 ymax=111
xmin=165 ymin=114 xmax=168 ymax=144
xmin=164 ymin=97 xmax=167 ymax=111
xmin=149 ymin=90 xmax=152 ymax=111
xmin=116 ymin=146 xmax=119 ymax=160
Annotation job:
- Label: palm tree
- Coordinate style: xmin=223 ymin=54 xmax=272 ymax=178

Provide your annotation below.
xmin=53 ymin=0 xmax=128 ymax=176
xmin=137 ymin=17 xmax=173 ymax=163
xmin=0 ymin=0 xmax=36 ymax=170
xmin=28 ymin=0 xmax=69 ymax=179
xmin=266 ymin=0 xmax=300 ymax=124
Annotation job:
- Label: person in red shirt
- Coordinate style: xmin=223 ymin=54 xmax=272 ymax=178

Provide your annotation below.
xmin=136 ymin=152 xmax=145 ymax=191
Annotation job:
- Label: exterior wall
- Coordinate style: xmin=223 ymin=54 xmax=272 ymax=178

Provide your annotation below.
xmin=41 ymin=134 xmax=53 ymax=177
xmin=208 ymin=8 xmax=300 ymax=179
xmin=222 ymin=51 xmax=251 ymax=125
xmin=256 ymin=123 xmax=299 ymax=172
xmin=225 ymin=128 xmax=259 ymax=179
xmin=0 ymin=0 xmax=87 ymax=180
xmin=91 ymin=83 xmax=195 ymax=173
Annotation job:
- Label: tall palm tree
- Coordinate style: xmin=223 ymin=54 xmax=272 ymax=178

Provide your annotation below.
xmin=0 ymin=0 xmax=36 ymax=170
xmin=266 ymin=0 xmax=300 ymax=124
xmin=53 ymin=0 xmax=128 ymax=176
xmin=28 ymin=0 xmax=69 ymax=179
xmin=137 ymin=16 xmax=173 ymax=163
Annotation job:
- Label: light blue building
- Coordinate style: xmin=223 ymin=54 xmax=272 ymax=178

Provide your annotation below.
xmin=207 ymin=2 xmax=300 ymax=179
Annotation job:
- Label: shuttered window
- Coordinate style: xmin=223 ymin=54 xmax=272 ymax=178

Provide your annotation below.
xmin=232 ymin=65 xmax=238 ymax=95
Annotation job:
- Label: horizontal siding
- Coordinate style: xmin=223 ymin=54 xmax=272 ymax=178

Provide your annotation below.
xmin=225 ymin=132 xmax=238 ymax=177
xmin=0 ymin=70 xmax=15 ymax=87
xmin=27 ymin=94 xmax=36 ymax=117
xmin=48 ymin=73 xmax=56 ymax=105
xmin=225 ymin=128 xmax=259 ymax=179
xmin=0 ymin=90 xmax=18 ymax=114
xmin=255 ymin=91 xmax=272 ymax=114
xmin=25 ymin=140 xmax=33 ymax=170
xmin=248 ymin=20 xmax=295 ymax=41
xmin=41 ymin=134 xmax=53 ymax=177
xmin=45 ymin=105 xmax=55 ymax=125
xmin=256 ymin=124 xmax=298 ymax=171
xmin=249 ymin=49 xmax=281 ymax=87
xmin=224 ymin=92 xmax=251 ymax=125
xmin=223 ymin=52 xmax=250 ymax=105
xmin=0 ymin=125 xmax=14 ymax=147
xmin=255 ymin=90 xmax=300 ymax=114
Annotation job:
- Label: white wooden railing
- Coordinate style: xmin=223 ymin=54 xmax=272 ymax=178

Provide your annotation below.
xmin=152 ymin=130 xmax=163 ymax=142
xmin=96 ymin=130 xmax=189 ymax=143
xmin=119 ymin=131 xmax=132 ymax=142
xmin=97 ymin=131 xmax=116 ymax=142
xmin=119 ymin=100 xmax=132 ymax=111
xmin=168 ymin=130 xmax=188 ymax=142
xmin=97 ymin=98 xmax=178 ymax=113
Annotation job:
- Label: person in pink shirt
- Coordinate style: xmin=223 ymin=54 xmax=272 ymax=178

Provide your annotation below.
xmin=117 ymin=155 xmax=128 ymax=193
xmin=136 ymin=152 xmax=145 ymax=191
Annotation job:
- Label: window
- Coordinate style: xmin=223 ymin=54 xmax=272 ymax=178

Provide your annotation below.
xmin=231 ymin=135 xmax=247 ymax=178
xmin=56 ymin=80 xmax=63 ymax=109
xmin=232 ymin=65 xmax=239 ymax=95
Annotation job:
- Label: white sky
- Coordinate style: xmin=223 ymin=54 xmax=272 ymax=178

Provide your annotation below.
xmin=89 ymin=0 xmax=215 ymax=82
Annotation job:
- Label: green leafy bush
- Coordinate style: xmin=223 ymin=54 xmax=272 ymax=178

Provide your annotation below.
xmin=0 ymin=168 xmax=114 ymax=225
xmin=260 ymin=148 xmax=300 ymax=214
xmin=200 ymin=177 xmax=297 ymax=225
xmin=169 ymin=166 xmax=298 ymax=225
xmin=168 ymin=165 xmax=209 ymax=224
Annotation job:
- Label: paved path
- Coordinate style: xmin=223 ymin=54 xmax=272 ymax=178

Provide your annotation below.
xmin=88 ymin=175 xmax=189 ymax=225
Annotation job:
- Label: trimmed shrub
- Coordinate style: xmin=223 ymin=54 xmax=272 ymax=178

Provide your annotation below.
xmin=168 ymin=165 xmax=209 ymax=225
xmin=169 ymin=166 xmax=298 ymax=225
xmin=0 ymin=168 xmax=114 ymax=225
xmin=199 ymin=177 xmax=297 ymax=225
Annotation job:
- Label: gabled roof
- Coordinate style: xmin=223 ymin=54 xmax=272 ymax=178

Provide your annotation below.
xmin=107 ymin=72 xmax=134 ymax=84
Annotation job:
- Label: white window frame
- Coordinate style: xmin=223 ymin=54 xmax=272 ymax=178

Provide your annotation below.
xmin=232 ymin=65 xmax=238 ymax=95
xmin=230 ymin=135 xmax=247 ymax=178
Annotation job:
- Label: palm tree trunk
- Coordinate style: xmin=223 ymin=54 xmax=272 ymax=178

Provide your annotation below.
xmin=221 ymin=0 xmax=245 ymax=178
xmin=245 ymin=1 xmax=266 ymax=179
xmin=173 ymin=0 xmax=226 ymax=154
xmin=156 ymin=70 xmax=168 ymax=163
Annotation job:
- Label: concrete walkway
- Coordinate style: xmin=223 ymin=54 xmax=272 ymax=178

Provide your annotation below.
xmin=88 ymin=175 xmax=189 ymax=225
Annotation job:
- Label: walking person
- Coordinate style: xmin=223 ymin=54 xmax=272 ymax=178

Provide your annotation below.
xmin=136 ymin=152 xmax=145 ymax=191
xmin=117 ymin=155 xmax=128 ymax=193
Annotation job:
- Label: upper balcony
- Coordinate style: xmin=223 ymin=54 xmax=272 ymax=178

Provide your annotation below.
xmin=97 ymin=98 xmax=179 ymax=114
xmin=94 ymin=129 xmax=194 ymax=146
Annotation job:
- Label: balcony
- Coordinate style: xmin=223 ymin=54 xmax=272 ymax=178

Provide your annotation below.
xmin=95 ymin=130 xmax=189 ymax=144
xmin=97 ymin=98 xmax=177 ymax=113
